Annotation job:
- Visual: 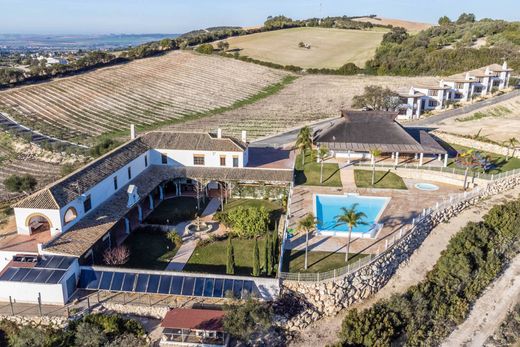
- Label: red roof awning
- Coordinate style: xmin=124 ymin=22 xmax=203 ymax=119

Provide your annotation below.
xmin=161 ymin=308 xmax=225 ymax=332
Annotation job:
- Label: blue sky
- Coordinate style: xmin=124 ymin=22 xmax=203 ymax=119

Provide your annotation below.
xmin=1 ymin=0 xmax=519 ymax=35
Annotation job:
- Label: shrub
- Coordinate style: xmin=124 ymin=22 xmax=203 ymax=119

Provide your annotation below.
xmin=195 ymin=43 xmax=214 ymax=54
xmin=252 ymin=237 xmax=260 ymax=276
xmin=89 ymin=138 xmax=120 ymax=157
xmin=9 ymin=326 xmax=50 ymax=347
xmin=103 ymin=246 xmax=130 ymax=266
xmin=226 ymin=237 xmax=235 ymax=275
xmin=166 ymin=231 xmax=182 ymax=248
xmin=106 ymin=333 xmax=147 ymax=347
xmin=223 ymin=297 xmax=273 ymax=342
xmin=74 ymin=322 xmax=107 ymax=347
xmin=222 ymin=206 xmax=270 ymax=238
xmin=3 ymin=174 xmax=37 ymax=193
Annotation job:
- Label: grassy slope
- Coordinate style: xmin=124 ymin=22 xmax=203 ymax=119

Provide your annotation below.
xmin=354 ymin=169 xmax=408 ymax=189
xmin=225 ymin=27 xmax=386 ymax=69
xmin=447 ymin=143 xmax=520 ymax=174
xmin=281 ymin=250 xmax=368 ymax=273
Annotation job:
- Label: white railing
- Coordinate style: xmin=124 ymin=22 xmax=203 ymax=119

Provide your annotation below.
xmin=354 ymin=162 xmax=520 ymax=182
xmin=278 ymin=172 xmax=518 ymax=282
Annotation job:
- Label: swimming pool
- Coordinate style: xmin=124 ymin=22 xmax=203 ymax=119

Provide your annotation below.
xmin=314 ymin=194 xmax=390 ymax=238
xmin=415 ymin=183 xmax=439 ymax=191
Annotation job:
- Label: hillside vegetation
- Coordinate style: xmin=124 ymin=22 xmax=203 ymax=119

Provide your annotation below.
xmin=0 ymin=51 xmax=289 ymax=143
xmin=223 ymin=27 xmax=385 ymax=69
xmin=367 ymin=13 xmax=520 ymax=75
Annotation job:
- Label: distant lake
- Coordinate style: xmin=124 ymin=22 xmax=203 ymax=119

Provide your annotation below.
xmin=0 ymin=33 xmax=180 ymax=52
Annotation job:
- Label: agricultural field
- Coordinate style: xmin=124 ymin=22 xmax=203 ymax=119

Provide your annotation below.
xmin=435 ymin=95 xmax=520 ymax=144
xmin=167 ymin=74 xmax=438 ymax=140
xmin=353 ymin=16 xmax=432 ymax=33
xmin=223 ymin=27 xmax=386 ymax=69
xmin=0 ymin=51 xmax=289 ymax=144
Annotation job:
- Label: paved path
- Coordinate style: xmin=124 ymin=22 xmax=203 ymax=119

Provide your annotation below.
xmin=201 ymin=198 xmax=220 ymax=217
xmin=165 ymin=238 xmax=198 ymax=271
xmin=443 ymin=253 xmax=520 ymax=347
xmin=291 ymin=185 xmax=520 ymax=347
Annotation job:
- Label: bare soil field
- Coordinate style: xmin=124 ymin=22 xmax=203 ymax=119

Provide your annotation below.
xmin=167 ymin=74 xmax=438 ymax=139
xmin=353 ymin=16 xmax=432 ymax=33
xmin=435 ymin=95 xmax=520 ymax=143
xmin=0 ymin=51 xmax=288 ymax=143
xmin=223 ymin=27 xmax=386 ymax=69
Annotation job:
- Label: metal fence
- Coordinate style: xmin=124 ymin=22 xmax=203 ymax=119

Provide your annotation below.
xmin=354 ymin=162 xmax=520 ymax=182
xmin=278 ymin=171 xmax=516 ymax=283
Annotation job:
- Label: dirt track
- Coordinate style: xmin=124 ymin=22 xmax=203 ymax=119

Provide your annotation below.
xmin=291 ymin=186 xmax=520 ymax=347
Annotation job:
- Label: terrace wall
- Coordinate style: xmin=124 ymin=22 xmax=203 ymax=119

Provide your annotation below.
xmin=279 ymin=174 xmax=520 ymax=331
xmin=432 ymin=131 xmax=520 ymax=159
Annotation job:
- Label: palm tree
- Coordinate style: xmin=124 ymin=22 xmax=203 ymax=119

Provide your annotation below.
xmin=505 ymin=137 xmax=518 ymax=160
xmin=318 ymin=145 xmax=329 ymax=184
xmin=296 ymin=126 xmax=312 ymax=167
xmin=297 ymin=213 xmax=316 ymax=270
xmin=334 ymin=204 xmax=367 ymax=263
xmin=369 ymin=148 xmax=382 ymax=186
xmin=457 ymin=149 xmax=477 ymax=190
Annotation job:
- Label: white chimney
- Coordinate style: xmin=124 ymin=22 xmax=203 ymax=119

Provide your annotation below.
xmin=465 ymin=72 xmax=471 ymax=80
xmin=127 ymin=185 xmax=139 ymax=208
xmin=217 ymin=128 xmax=222 ymax=139
xmin=241 ymin=130 xmax=247 ymax=143
xmin=130 ymin=124 xmax=136 ymax=140
xmin=439 ymin=79 xmax=444 ymax=87
xmin=502 ymin=61 xmax=508 ymax=70
xmin=485 ymin=66 xmax=491 ymax=75
xmin=409 ymin=87 xmax=415 ymax=95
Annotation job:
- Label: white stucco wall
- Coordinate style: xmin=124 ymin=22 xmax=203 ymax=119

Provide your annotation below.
xmin=150 ymin=148 xmax=245 ymax=168
xmin=14 ymin=208 xmax=62 ymax=236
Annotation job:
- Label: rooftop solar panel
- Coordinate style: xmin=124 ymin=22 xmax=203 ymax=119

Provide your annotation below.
xmin=0 ymin=268 xmax=18 ymax=281
xmin=85 ymin=271 xmax=102 ymax=289
xmin=203 ymin=278 xmax=214 ymax=297
xmin=11 ymin=268 xmax=30 ymax=282
xmin=212 ymin=278 xmax=224 ymax=298
xmin=158 ymin=276 xmax=172 ymax=294
xmin=36 ymin=256 xmax=75 ymax=270
xmin=23 ymin=269 xmax=40 ymax=283
xmin=181 ymin=277 xmax=195 ymax=296
xmin=223 ymin=279 xmax=234 ymax=297
xmin=46 ymin=256 xmax=64 ymax=269
xmin=233 ymin=280 xmax=244 ymax=299
xmin=170 ymin=276 xmax=183 ymax=295
xmin=146 ymin=275 xmax=160 ymax=294
xmin=122 ymin=273 xmax=136 ymax=292
xmin=193 ymin=277 xmax=204 ymax=296
xmin=135 ymin=274 xmax=149 ymax=293
xmin=99 ymin=272 xmax=113 ymax=290
xmin=110 ymin=272 xmax=124 ymax=291
xmin=46 ymin=270 xmax=66 ymax=284
xmin=243 ymin=281 xmax=254 ymax=295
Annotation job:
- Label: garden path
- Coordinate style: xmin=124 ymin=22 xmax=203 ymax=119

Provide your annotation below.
xmin=165 ymin=238 xmax=198 ymax=272
xmin=201 ymin=198 xmax=220 ymax=217
xmin=290 ymin=185 xmax=520 ymax=347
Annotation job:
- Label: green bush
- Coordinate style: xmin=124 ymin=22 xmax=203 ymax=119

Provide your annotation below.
xmin=219 ymin=206 xmax=270 ymax=238
xmin=223 ymin=297 xmax=273 ymax=342
xmin=89 ymin=138 xmax=120 ymax=157
xmin=3 ymin=174 xmax=37 ymax=193
xmin=339 ymin=198 xmax=520 ymax=346
xmin=195 ymin=43 xmax=214 ymax=54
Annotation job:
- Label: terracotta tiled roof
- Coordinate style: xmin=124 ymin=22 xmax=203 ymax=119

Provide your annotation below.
xmin=43 ymin=165 xmax=292 ymax=256
xmin=15 ymin=131 xmax=247 ymax=210
xmin=141 ymin=132 xmax=246 ymax=152
xmin=161 ymin=308 xmax=225 ymax=331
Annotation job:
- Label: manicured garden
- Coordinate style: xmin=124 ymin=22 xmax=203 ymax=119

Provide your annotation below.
xmin=184 ymin=236 xmax=275 ymax=276
xmin=447 ymin=143 xmax=520 ymax=174
xmin=144 ymin=196 xmax=208 ymax=225
xmin=281 ymin=250 xmax=368 ymax=273
xmin=294 ymin=150 xmax=342 ymax=187
xmin=121 ymin=228 xmax=179 ymax=270
xmin=354 ymin=169 xmax=407 ymax=189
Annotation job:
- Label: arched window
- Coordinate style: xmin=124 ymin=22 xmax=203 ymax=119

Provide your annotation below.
xmin=63 ymin=207 xmax=78 ymax=225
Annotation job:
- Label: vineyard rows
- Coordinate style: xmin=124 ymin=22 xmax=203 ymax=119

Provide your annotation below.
xmin=167 ymin=74 xmax=439 ymax=140
xmin=0 ymin=51 xmax=288 ymax=142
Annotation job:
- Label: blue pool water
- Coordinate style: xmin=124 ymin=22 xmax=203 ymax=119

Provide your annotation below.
xmin=315 ymin=194 xmax=390 ymax=233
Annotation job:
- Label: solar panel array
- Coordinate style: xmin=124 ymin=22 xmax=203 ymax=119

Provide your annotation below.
xmin=79 ymin=269 xmax=255 ymax=299
xmin=36 ymin=255 xmax=75 ymax=270
xmin=0 ymin=267 xmax=66 ymax=284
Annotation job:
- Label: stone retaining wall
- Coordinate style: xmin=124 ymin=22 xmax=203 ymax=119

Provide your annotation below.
xmin=280 ymin=175 xmax=520 ymax=331
xmin=433 ymin=131 xmax=520 ymax=159
xmin=0 ymin=314 xmax=69 ymax=328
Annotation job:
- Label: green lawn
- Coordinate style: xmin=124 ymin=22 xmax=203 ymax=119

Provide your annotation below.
xmin=295 ymin=150 xmax=342 ymax=187
xmin=144 ymin=196 xmax=209 ymax=225
xmin=354 ymin=169 xmax=407 ymax=189
xmin=447 ymin=143 xmax=520 ymax=174
xmin=121 ymin=228 xmax=178 ymax=270
xmin=281 ymin=249 xmax=368 ymax=273
xmin=184 ymin=236 xmax=276 ymax=276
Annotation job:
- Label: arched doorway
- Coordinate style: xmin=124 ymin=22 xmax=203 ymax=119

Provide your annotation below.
xmin=26 ymin=214 xmax=52 ymax=235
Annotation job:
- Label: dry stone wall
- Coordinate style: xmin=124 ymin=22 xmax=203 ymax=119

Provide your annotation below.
xmin=279 ymin=174 xmax=520 ymax=331
xmin=433 ymin=131 xmax=520 ymax=159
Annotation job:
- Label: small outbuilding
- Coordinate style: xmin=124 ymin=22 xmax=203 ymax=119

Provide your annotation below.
xmin=160 ymin=308 xmax=229 ymax=346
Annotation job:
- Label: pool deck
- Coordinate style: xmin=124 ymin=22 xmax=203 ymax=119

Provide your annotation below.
xmin=285 ymin=164 xmax=462 ymax=256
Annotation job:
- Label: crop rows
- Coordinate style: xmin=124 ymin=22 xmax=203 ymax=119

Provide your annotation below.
xmin=167 ymin=74 xmax=439 ymax=140
xmin=0 ymin=51 xmax=288 ymax=142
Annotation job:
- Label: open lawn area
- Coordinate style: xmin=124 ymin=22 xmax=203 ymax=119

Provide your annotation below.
xmin=447 ymin=143 xmax=520 ymax=174
xmin=223 ymin=27 xmax=386 ymax=69
xmin=144 ymin=196 xmax=208 ymax=225
xmin=354 ymin=169 xmax=408 ymax=189
xmin=184 ymin=236 xmax=276 ymax=276
xmin=121 ymin=228 xmax=178 ymax=270
xmin=295 ymin=150 xmax=342 ymax=187
xmin=281 ymin=249 xmax=368 ymax=273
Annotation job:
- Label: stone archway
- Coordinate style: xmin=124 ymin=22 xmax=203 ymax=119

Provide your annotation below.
xmin=25 ymin=213 xmax=52 ymax=235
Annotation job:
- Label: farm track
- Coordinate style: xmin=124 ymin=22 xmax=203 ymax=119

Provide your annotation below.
xmin=0 ymin=51 xmax=288 ymax=142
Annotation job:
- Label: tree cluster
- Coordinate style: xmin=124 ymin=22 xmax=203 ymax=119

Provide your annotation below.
xmin=216 ymin=206 xmax=270 ymax=238
xmin=0 ymin=313 xmax=146 ymax=347
xmin=351 ymin=85 xmax=400 ymax=111
xmin=223 ymin=297 xmax=273 ymax=342
xmin=3 ymin=174 xmax=37 ymax=194
xmin=339 ymin=197 xmax=520 ymax=346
